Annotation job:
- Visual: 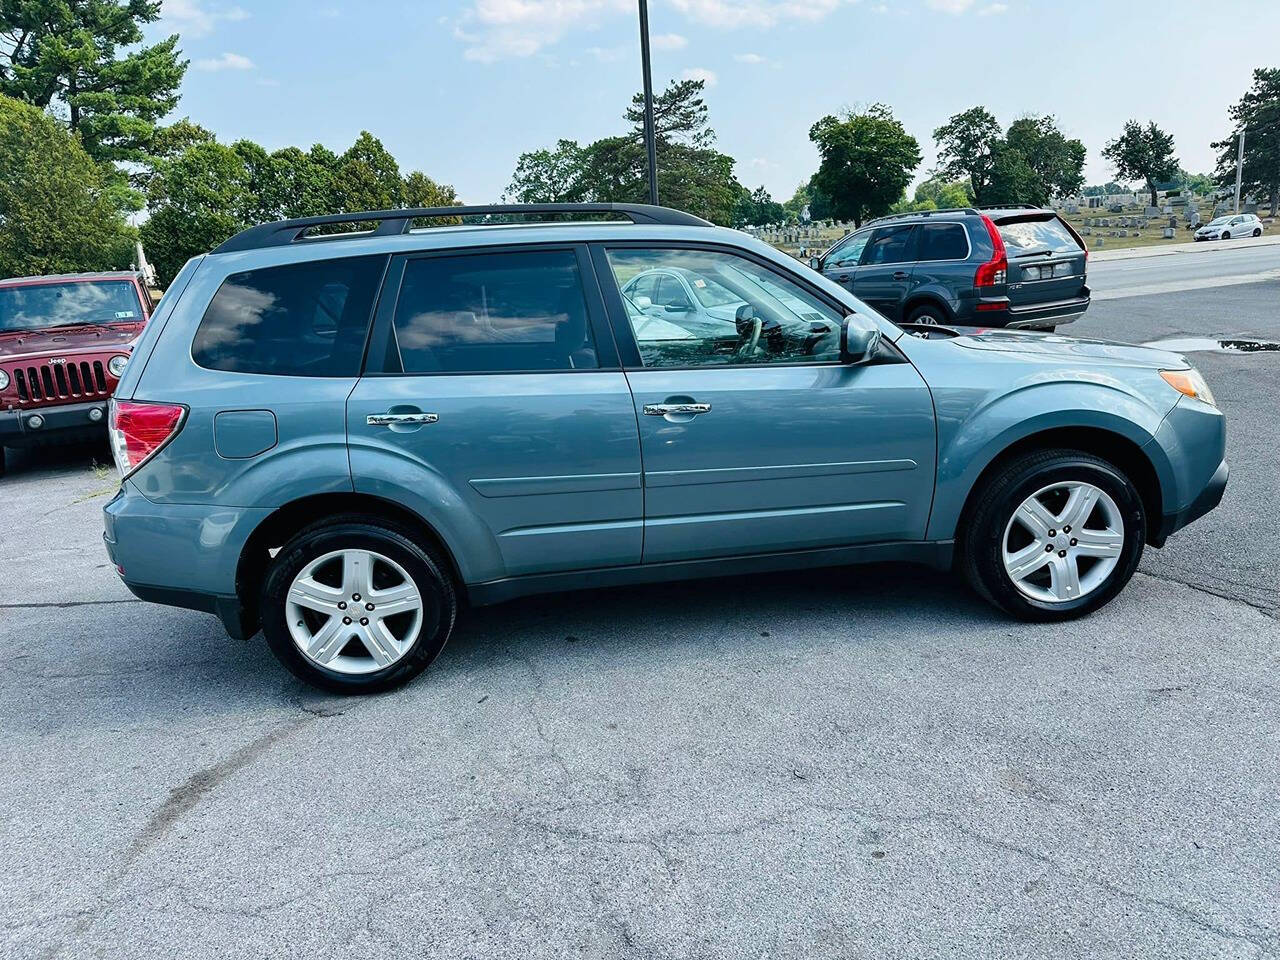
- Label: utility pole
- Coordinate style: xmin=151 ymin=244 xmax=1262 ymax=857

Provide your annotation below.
xmin=638 ymin=0 xmax=659 ymax=205
xmin=1234 ymin=128 xmax=1246 ymax=212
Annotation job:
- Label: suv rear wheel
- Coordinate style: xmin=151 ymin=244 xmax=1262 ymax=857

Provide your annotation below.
xmin=907 ymin=303 xmax=947 ymax=326
xmin=260 ymin=516 xmax=457 ymax=693
xmin=960 ymin=450 xmax=1145 ymax=621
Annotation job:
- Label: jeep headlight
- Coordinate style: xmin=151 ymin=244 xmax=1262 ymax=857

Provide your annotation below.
xmin=0 ymin=369 xmax=9 ymax=391
xmin=108 ymin=355 xmax=129 ymax=378
xmin=1160 ymin=367 xmax=1216 ymax=406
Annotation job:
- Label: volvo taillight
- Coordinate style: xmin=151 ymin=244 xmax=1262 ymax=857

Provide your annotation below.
xmin=108 ymin=399 xmax=187 ymax=478
xmin=975 ymin=215 xmax=1008 ymax=288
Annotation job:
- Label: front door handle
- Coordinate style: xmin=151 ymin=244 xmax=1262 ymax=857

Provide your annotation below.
xmin=836 ymin=274 xmax=850 ymax=283
xmin=643 ymin=402 xmax=711 ymax=417
xmin=893 ymin=271 xmax=910 ymax=280
xmin=367 ymin=412 xmax=439 ymax=426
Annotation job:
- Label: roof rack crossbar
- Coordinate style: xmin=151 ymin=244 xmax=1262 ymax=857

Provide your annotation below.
xmin=864 ymin=206 xmax=981 ymax=227
xmin=212 ymin=203 xmax=712 ymax=254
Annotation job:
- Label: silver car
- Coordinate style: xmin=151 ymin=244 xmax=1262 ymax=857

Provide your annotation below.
xmin=1195 ymin=213 xmax=1264 ymax=241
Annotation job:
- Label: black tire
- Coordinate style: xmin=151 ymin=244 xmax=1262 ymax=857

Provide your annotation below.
xmin=1254 ymin=228 xmax=1263 ymax=237
xmin=906 ymin=303 xmax=947 ymax=326
xmin=1221 ymin=231 xmax=1231 ymax=240
xmin=260 ymin=515 xmax=457 ymax=693
xmin=960 ymin=449 xmax=1146 ymax=621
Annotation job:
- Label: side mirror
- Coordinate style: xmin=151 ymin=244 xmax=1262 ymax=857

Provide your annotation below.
xmin=633 ymin=295 xmax=653 ymax=310
xmin=840 ymin=313 xmax=882 ymax=364
xmin=808 ymin=256 xmax=822 ymax=271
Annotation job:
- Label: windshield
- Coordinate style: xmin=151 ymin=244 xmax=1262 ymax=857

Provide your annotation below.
xmin=0 ymin=281 xmax=143 ymax=332
xmin=682 ymin=272 xmax=742 ymax=309
xmin=1207 ymin=216 xmax=1232 ymax=226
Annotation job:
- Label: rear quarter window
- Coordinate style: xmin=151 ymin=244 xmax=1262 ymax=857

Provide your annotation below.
xmin=997 ymin=217 xmax=1082 ymax=255
xmin=192 ymin=256 xmax=385 ymax=376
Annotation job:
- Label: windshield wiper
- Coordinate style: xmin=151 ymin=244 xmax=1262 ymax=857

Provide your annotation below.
xmin=1012 ymin=248 xmax=1054 ymax=259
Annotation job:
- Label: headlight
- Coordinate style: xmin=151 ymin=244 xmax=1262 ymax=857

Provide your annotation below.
xmin=108 ymin=355 xmax=129 ymax=378
xmin=1161 ymin=367 xmax=1216 ymax=406
xmin=0 ymin=369 xmax=9 ymax=391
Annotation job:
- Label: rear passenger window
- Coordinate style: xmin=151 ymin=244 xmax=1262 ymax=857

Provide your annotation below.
xmin=391 ymin=250 xmax=597 ymax=373
xmin=193 ymin=256 xmax=384 ymax=376
xmin=916 ymin=223 xmax=969 ymax=261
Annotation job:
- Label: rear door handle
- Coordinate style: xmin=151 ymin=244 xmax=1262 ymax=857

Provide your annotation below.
xmin=893 ymin=271 xmax=910 ymax=280
xmin=643 ymin=402 xmax=711 ymax=417
xmin=367 ymin=412 xmax=439 ymax=426
xmin=836 ymin=274 xmax=850 ymax=283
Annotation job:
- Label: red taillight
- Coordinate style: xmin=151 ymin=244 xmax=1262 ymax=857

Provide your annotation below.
xmin=108 ymin=399 xmax=186 ymax=477
xmin=975 ymin=215 xmax=1008 ymax=288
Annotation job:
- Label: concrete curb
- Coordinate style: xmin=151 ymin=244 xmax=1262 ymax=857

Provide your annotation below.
xmin=1090 ymin=232 xmax=1280 ymax=263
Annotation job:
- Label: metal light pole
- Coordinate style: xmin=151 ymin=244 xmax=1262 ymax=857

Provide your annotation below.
xmin=1234 ymin=128 xmax=1246 ymax=213
xmin=638 ymin=0 xmax=659 ymax=205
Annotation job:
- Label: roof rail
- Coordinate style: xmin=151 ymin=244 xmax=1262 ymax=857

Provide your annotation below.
xmin=864 ymin=207 xmax=980 ymax=227
xmin=211 ymin=203 xmax=712 ymax=254
xmin=975 ymin=203 xmax=1042 ymax=210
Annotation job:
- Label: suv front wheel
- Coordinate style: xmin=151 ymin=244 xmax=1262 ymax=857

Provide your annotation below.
xmin=260 ymin=517 xmax=457 ymax=693
xmin=961 ymin=450 xmax=1145 ymax=620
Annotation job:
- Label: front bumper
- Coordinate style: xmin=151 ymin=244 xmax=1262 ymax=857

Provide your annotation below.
xmin=1153 ymin=459 xmax=1228 ymax=546
xmin=0 ymin=399 xmax=109 ymax=446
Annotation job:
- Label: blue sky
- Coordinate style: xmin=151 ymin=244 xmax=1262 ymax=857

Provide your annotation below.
xmin=156 ymin=0 xmax=1277 ymax=203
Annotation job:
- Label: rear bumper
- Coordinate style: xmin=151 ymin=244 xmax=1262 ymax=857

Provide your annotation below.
xmin=0 ymin=400 xmax=109 ymax=446
xmin=970 ymin=289 xmax=1090 ymax=330
xmin=103 ymin=485 xmax=268 ymax=639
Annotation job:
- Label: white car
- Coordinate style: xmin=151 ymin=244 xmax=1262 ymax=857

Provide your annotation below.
xmin=1195 ymin=213 xmax=1264 ymax=241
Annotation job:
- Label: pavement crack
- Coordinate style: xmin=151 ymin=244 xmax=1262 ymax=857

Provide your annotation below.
xmin=0 ymin=598 xmax=140 ymax=609
xmin=1136 ymin=570 xmax=1278 ymax=618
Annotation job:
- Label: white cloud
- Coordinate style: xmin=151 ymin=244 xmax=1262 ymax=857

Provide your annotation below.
xmin=651 ymin=33 xmax=688 ymax=50
xmin=586 ymin=45 xmax=626 ymax=62
xmin=194 ymin=51 xmax=254 ymax=71
xmin=734 ymin=52 xmax=766 ymax=63
xmin=455 ymin=0 xmax=852 ymax=62
xmin=977 ymin=2 xmax=1008 ymax=13
xmin=925 ymin=0 xmax=974 ymax=11
xmin=458 ymin=0 xmax=632 ymax=63
xmin=162 ymin=0 xmax=249 ymax=38
xmin=668 ymin=0 xmax=854 ymax=27
xmin=680 ymin=66 xmax=718 ymax=87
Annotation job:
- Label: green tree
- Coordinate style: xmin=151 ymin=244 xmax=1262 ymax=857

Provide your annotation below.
xmin=934 ymin=106 xmax=1002 ymax=203
xmin=332 ymin=130 xmax=403 ymax=212
xmin=0 ymin=0 xmax=186 ymax=167
xmin=139 ymin=139 xmax=253 ymax=283
xmin=506 ymin=139 xmax=589 ymax=202
xmin=505 ymin=79 xmax=745 ymax=225
xmin=1102 ymin=120 xmax=1179 ymax=210
xmin=782 ymin=183 xmax=810 ymax=223
xmin=1212 ymin=68 xmax=1280 ymax=215
xmin=898 ymin=173 xmax=972 ymax=212
xmin=807 ymin=104 xmax=920 ymax=227
xmin=732 ymin=185 xmax=784 ymax=227
xmin=0 ymin=93 xmax=130 ymax=276
xmin=1004 ymin=115 xmax=1086 ymax=203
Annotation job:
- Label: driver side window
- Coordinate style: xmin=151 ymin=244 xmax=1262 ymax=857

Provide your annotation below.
xmin=607 ymin=248 xmax=845 ymax=369
xmin=828 ymin=231 xmax=870 ymax=267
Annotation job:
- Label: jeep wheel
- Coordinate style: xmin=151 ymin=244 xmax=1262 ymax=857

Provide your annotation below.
xmin=961 ymin=450 xmax=1145 ymax=621
xmin=261 ymin=517 xmax=457 ymax=693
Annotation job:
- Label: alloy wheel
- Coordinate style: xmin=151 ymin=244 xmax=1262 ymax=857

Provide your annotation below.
xmin=1001 ymin=481 xmax=1125 ymax=603
xmin=285 ymin=549 xmax=424 ymax=674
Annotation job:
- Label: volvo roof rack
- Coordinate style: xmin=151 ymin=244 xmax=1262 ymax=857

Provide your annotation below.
xmin=212 ymin=203 xmax=712 ymax=254
xmin=864 ymin=207 xmax=981 ymax=227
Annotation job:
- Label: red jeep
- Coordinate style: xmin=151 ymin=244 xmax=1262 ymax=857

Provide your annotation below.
xmin=0 ymin=271 xmax=155 ymax=474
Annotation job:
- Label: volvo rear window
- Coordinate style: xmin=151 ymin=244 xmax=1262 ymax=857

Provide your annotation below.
xmin=997 ymin=216 xmax=1082 ymax=255
xmin=192 ymin=256 xmax=385 ymax=376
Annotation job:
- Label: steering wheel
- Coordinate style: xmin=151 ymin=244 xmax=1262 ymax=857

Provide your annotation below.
xmin=734 ymin=304 xmax=762 ymax=359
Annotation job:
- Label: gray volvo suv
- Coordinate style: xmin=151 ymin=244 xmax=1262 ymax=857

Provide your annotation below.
xmin=811 ymin=206 xmax=1091 ymax=331
xmin=104 ymin=203 xmax=1224 ymax=693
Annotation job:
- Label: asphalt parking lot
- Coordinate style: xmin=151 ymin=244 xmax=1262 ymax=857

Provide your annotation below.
xmin=2 ymin=281 xmax=1278 ymax=959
